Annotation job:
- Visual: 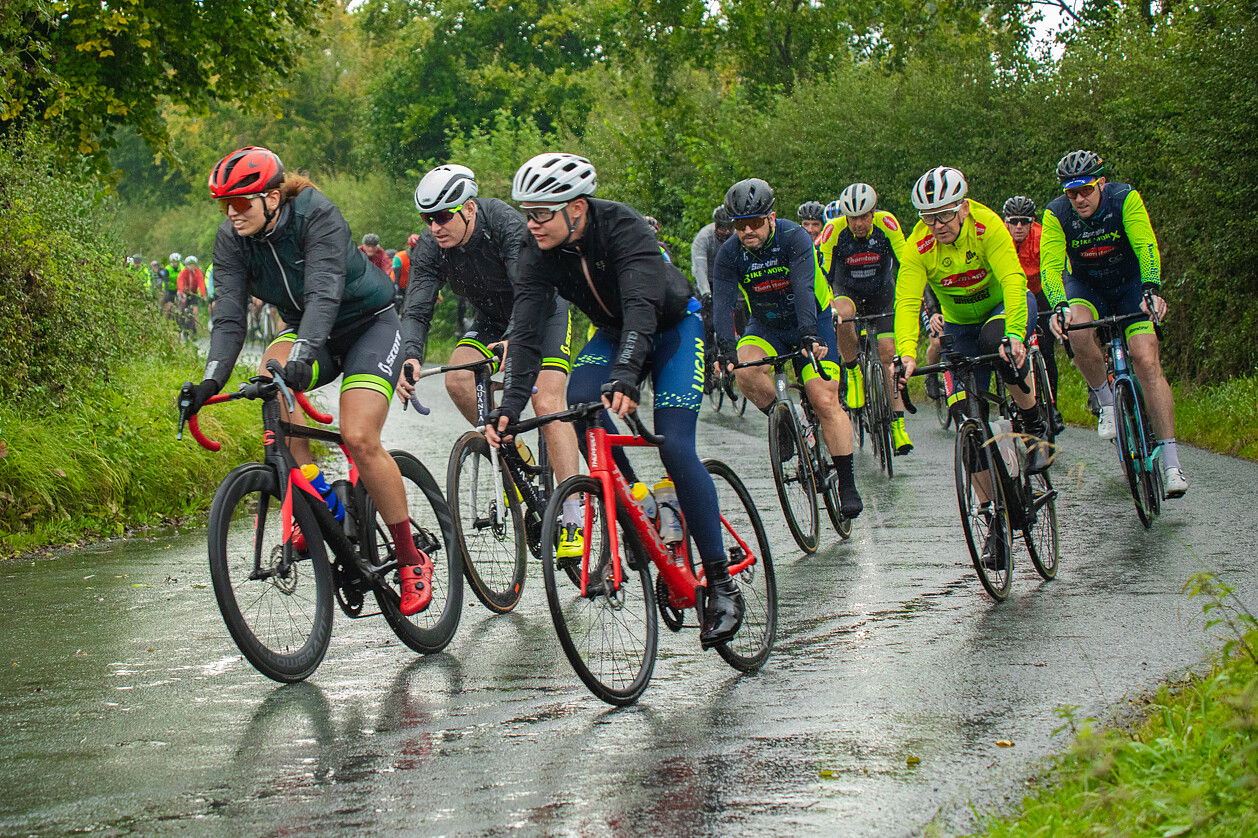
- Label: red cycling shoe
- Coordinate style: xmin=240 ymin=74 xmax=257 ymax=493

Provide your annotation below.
xmin=398 ymin=554 xmax=433 ymax=616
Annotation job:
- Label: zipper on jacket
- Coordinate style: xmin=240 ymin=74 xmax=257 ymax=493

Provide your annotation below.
xmin=267 ymin=240 xmax=302 ymax=311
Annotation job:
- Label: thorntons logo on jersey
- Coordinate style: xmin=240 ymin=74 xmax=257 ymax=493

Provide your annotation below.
xmin=917 ymin=235 xmax=936 ymax=254
xmin=974 ymin=221 xmax=987 ymax=235
xmin=1080 ymin=245 xmax=1118 ymax=259
xmin=846 ymin=252 xmax=881 ymax=267
xmin=820 ymin=226 xmax=835 ymax=244
xmin=753 ymin=278 xmax=791 ymax=292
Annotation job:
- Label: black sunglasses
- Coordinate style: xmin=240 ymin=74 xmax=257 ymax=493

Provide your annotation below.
xmin=421 ymin=204 xmax=463 ymax=226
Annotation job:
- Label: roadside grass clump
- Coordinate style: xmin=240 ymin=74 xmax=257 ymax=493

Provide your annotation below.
xmin=979 ymin=575 xmax=1258 ymax=837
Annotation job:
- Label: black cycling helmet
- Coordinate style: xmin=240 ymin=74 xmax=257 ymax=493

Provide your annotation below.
xmin=1056 ymin=150 xmax=1107 ymax=187
xmin=712 ymin=205 xmax=732 ymax=226
xmin=1003 ymin=196 xmax=1037 ymax=218
xmin=797 ymin=201 xmax=825 ymax=221
xmin=723 ymin=178 xmax=775 ymax=219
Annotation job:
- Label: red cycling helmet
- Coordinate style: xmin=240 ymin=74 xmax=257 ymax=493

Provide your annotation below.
xmin=208 ymin=146 xmax=285 ymax=198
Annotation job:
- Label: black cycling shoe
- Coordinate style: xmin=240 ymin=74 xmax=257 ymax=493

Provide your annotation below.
xmin=839 ymin=483 xmax=863 ymax=519
xmin=699 ymin=577 xmax=744 ymax=649
xmin=1051 ymin=408 xmax=1066 ymax=436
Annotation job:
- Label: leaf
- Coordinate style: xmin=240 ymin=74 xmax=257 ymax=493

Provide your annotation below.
xmin=130 ymin=583 xmax=151 ymax=588
xmin=0 ymin=439 xmax=8 ymax=458
xmin=818 ymin=769 xmax=837 ymax=778
xmin=906 ymin=755 xmax=921 ymax=766
xmin=996 ymin=740 xmax=1015 ymax=747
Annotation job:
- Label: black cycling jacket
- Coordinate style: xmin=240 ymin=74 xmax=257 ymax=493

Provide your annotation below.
xmin=501 ymin=197 xmax=692 ymax=417
xmin=400 ymin=198 xmax=528 ymax=364
xmin=203 ymin=187 xmax=395 ymax=388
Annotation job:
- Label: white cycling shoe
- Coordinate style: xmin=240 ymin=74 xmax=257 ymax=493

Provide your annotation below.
xmin=1163 ymin=467 xmax=1189 ymax=498
xmin=1097 ymin=405 xmax=1117 ymax=440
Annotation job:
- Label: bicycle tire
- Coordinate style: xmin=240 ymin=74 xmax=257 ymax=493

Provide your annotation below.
xmin=955 ymin=421 xmax=1013 ymax=601
xmin=707 ymin=372 xmax=725 ymax=412
xmin=703 ymin=459 xmax=777 ymax=672
xmin=447 ymin=430 xmax=528 ymax=612
xmin=1023 ymin=470 xmax=1059 ymax=581
xmin=767 ymin=401 xmax=819 ymax=554
xmin=735 ymin=382 xmax=750 ymax=416
xmin=1030 ymin=348 xmax=1057 ymax=444
xmin=1134 ymin=383 xmax=1163 ymax=520
xmin=866 ymin=353 xmax=894 ymax=478
xmin=809 ymin=413 xmax=850 ymax=538
xmin=935 ymin=375 xmax=951 ymax=429
xmin=367 ymin=450 xmax=463 ymax=653
xmin=208 ymin=462 xmax=333 ymax=682
xmin=1114 ymin=379 xmax=1155 ymax=528
xmin=541 ymin=475 xmax=657 ymax=706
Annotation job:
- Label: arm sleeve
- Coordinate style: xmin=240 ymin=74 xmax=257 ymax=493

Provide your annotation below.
xmin=1038 ymin=209 xmax=1069 ymax=308
xmin=293 ymin=202 xmax=348 ymax=358
xmin=491 ymin=201 xmax=530 ymax=335
xmin=399 ymin=238 xmax=443 ymax=363
xmin=607 ymin=212 xmax=669 ymax=388
xmin=787 ymin=228 xmax=820 ymax=340
xmin=500 ymin=249 xmax=556 ymax=417
xmin=878 ymin=212 xmax=912 ymax=268
xmin=1122 ymin=189 xmax=1162 ymax=287
xmin=984 ymin=224 xmax=1030 ymax=341
xmin=711 ymin=240 xmax=738 ymax=351
xmin=202 ymin=226 xmax=248 ymax=388
xmin=690 ymin=226 xmax=713 ymax=296
xmin=893 ymin=241 xmax=928 ymax=359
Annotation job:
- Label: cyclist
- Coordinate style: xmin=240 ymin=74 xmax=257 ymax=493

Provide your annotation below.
xmin=392 ymin=233 xmax=420 ymax=305
xmin=797 ymin=201 xmax=826 ymax=239
xmin=823 ymin=200 xmax=843 ymax=223
xmin=643 ymin=215 xmax=673 ymax=262
xmin=179 ymin=256 xmax=207 ymax=323
xmin=1003 ymin=195 xmax=1064 ymax=434
xmin=894 ymin=166 xmax=1052 ymax=475
xmin=817 ymin=182 xmax=914 ymax=455
xmin=359 ymin=233 xmax=391 ymax=274
xmin=690 ymin=205 xmax=734 ymax=303
xmin=181 ymin=145 xmax=434 ymax=617
xmin=395 ymin=163 xmax=583 ymax=555
xmin=161 ymin=252 xmax=181 ymax=319
xmin=1041 ymin=150 xmax=1187 ymax=497
xmin=485 ymin=152 xmax=743 ymax=649
xmin=713 ymin=177 xmax=864 ymax=518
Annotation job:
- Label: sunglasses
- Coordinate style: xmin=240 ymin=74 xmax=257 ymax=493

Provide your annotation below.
xmin=521 ymin=203 xmax=569 ymax=224
xmin=732 ymin=215 xmax=769 ymax=231
xmin=1064 ymin=180 xmax=1099 ymax=200
xmin=1005 ymin=217 xmax=1033 ymax=226
xmin=217 ymin=193 xmax=265 ymax=214
xmin=421 ymin=204 xmax=463 ymax=226
xmin=920 ymin=207 xmax=961 ymax=227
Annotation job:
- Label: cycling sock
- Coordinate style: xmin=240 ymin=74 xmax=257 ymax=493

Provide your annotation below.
xmin=1158 ymin=439 xmax=1181 ymax=468
xmin=844 ymin=359 xmax=858 ymax=369
xmin=832 ymin=453 xmax=855 ymax=488
xmin=1018 ymin=405 xmax=1047 ymax=437
xmin=388 ymin=520 xmax=422 ymax=566
xmin=893 ymin=410 xmax=905 ymax=421
xmin=1090 ymin=384 xmax=1115 ymax=408
xmin=562 ymin=496 xmax=582 ymax=527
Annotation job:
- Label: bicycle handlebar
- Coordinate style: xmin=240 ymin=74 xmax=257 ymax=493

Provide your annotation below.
xmin=732 ymin=350 xmax=832 ymax=381
xmin=179 ymin=368 xmax=337 ymax=452
xmin=1057 ymin=289 xmax=1164 ymax=359
xmin=503 ymin=400 xmax=666 ymax=447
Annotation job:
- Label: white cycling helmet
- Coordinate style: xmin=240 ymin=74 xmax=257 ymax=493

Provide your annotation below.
xmin=823 ymin=200 xmax=844 ymax=221
xmin=184 ymin=255 xmax=198 ymax=264
xmin=414 ymin=164 xmax=478 ymax=213
xmin=838 ymin=183 xmax=877 ymax=216
xmin=911 ymin=167 xmax=968 ymax=212
xmin=169 ymin=252 xmax=182 ymax=264
xmin=512 ymin=153 xmax=597 ymax=203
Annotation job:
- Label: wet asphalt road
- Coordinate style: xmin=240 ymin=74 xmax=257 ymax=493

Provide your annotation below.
xmin=2 ymin=374 xmax=1255 ymax=837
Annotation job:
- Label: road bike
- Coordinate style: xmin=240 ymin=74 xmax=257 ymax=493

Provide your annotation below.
xmin=732 ymin=353 xmax=851 ymax=553
xmin=1061 ymin=292 xmax=1164 ymax=528
xmin=179 ymin=361 xmax=463 ymax=682
xmin=842 ymin=311 xmax=896 ymax=478
xmin=409 ymin=352 xmax=553 ymax=613
xmin=702 ymin=303 xmax=749 ymax=416
xmin=900 ymin=341 xmax=1060 ymax=602
xmin=511 ymin=402 xmax=774 ymax=705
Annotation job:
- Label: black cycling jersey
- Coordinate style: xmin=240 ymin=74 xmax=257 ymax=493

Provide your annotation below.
xmin=400 ymin=197 xmax=528 ymax=364
xmin=711 ymin=218 xmax=827 ymax=352
xmin=501 ymin=197 xmax=692 ymax=416
xmin=204 ymin=186 xmax=395 ymax=388
xmin=820 ymin=219 xmax=899 ymax=299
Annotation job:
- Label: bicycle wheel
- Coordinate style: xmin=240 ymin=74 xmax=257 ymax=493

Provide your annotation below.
xmin=955 ymin=421 xmax=1013 ymax=601
xmin=706 ymin=371 xmax=725 ymax=412
xmin=1114 ymin=379 xmax=1154 ymax=528
xmin=935 ymin=387 xmax=951 ymax=429
xmin=809 ymin=416 xmax=851 ymax=538
xmin=1134 ymin=383 xmax=1163 ymax=520
xmin=447 ymin=430 xmax=528 ymax=612
xmin=702 ymin=459 xmax=777 ymax=672
xmin=367 ymin=450 xmax=463 ymax=653
xmin=1030 ymin=348 xmax=1057 ymax=443
xmin=541 ymin=475 xmax=657 ymax=705
xmin=866 ymin=354 xmax=894 ymax=478
xmin=767 ymin=401 xmax=819 ymax=554
xmin=208 ymin=463 xmax=333 ymax=682
xmin=1023 ymin=470 xmax=1059 ymax=581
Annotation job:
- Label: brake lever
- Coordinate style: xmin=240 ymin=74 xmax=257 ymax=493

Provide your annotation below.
xmin=176 ymin=381 xmax=195 ymax=440
xmin=265 ymin=359 xmax=297 ymax=413
xmin=894 ymin=357 xmax=917 ymax=415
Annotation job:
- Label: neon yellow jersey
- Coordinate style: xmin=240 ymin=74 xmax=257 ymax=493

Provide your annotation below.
xmin=893 ymin=200 xmax=1029 ymax=359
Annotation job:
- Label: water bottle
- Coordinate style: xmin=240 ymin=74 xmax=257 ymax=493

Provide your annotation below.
xmin=795 ymin=403 xmax=816 ymax=449
xmin=301 ymin=464 xmax=346 ymax=522
xmin=991 ymin=419 xmax=1021 ymax=478
xmin=630 ymin=482 xmax=657 ymax=523
xmin=653 ymin=478 xmax=683 ymax=544
xmin=514 ymin=437 xmax=536 ymax=466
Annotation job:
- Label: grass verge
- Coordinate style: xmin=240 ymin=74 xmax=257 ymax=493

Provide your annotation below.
xmin=0 ymin=354 xmax=260 ymax=557
xmin=978 ymin=577 xmax=1258 ymax=836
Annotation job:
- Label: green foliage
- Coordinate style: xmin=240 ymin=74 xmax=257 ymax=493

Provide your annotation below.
xmin=0 ymin=132 xmax=171 ymax=407
xmin=0 ymin=354 xmax=260 ymax=557
xmin=0 ymin=0 xmax=328 ymax=167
